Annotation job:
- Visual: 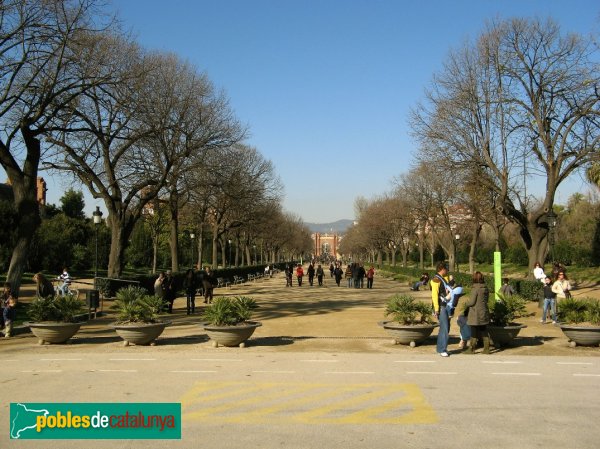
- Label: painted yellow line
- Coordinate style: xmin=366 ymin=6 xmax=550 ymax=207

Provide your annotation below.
xmin=180 ymin=381 xmax=278 ymax=408
xmin=184 ymin=383 xmax=314 ymax=421
xmin=181 ymin=382 xmax=438 ymax=425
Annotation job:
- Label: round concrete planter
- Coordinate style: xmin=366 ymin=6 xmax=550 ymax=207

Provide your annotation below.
xmin=202 ymin=321 xmax=262 ymax=348
xmin=25 ymin=322 xmax=83 ymax=344
xmin=559 ymin=324 xmax=600 ymax=347
xmin=110 ymin=321 xmax=170 ymax=346
xmin=378 ymin=321 xmax=438 ymax=347
xmin=487 ymin=324 xmax=527 ymax=348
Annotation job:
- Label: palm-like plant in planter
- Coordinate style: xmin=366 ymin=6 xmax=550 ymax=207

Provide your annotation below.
xmin=202 ymin=296 xmax=261 ymax=348
xmin=109 ymin=286 xmax=170 ymax=346
xmin=26 ymin=294 xmax=85 ymax=344
xmin=558 ymin=297 xmax=600 ymax=347
xmin=487 ymin=294 xmax=528 ymax=347
xmin=379 ymin=294 xmax=438 ymax=347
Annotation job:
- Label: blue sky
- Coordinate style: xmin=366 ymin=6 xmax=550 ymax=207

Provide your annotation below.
xmin=45 ymin=1 xmax=600 ymax=222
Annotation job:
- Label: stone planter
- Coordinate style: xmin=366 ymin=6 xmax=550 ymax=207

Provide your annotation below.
xmin=559 ymin=324 xmax=600 ymax=347
xmin=378 ymin=321 xmax=438 ymax=347
xmin=487 ymin=324 xmax=527 ymax=348
xmin=25 ymin=322 xmax=83 ymax=345
xmin=110 ymin=321 xmax=170 ymax=346
xmin=202 ymin=321 xmax=262 ymax=348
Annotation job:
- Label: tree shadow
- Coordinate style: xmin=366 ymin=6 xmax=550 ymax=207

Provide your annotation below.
xmin=156 ymin=334 xmax=210 ymax=345
xmin=243 ymin=336 xmax=294 ymax=347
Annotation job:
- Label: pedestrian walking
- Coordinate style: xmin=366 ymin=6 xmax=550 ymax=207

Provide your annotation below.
xmin=183 ymin=269 xmax=197 ymax=315
xmin=316 ymin=264 xmax=325 ymax=286
xmin=540 ymin=276 xmax=557 ymax=324
xmin=366 ymin=266 xmax=375 ymax=289
xmin=307 ymin=263 xmax=315 ymax=286
xmin=296 ymin=264 xmax=304 ymax=287
xmin=464 ymin=271 xmax=491 ymax=354
xmin=334 ymin=264 xmax=343 ymax=286
xmin=431 ymin=262 xmax=451 ymax=357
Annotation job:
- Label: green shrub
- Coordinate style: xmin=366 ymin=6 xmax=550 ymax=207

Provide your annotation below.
xmin=488 ymin=294 xmax=527 ymax=327
xmin=504 ymin=245 xmax=528 ymax=265
xmin=513 ymin=280 xmax=543 ymax=302
xmin=202 ymin=296 xmax=258 ymax=326
xmin=586 ymin=300 xmax=600 ymax=325
xmin=557 ymin=297 xmax=588 ymax=324
xmin=27 ymin=293 xmax=84 ymax=323
xmin=385 ymin=294 xmax=434 ymax=325
xmin=111 ymin=285 xmax=165 ymax=323
xmin=558 ymin=297 xmax=600 ymax=325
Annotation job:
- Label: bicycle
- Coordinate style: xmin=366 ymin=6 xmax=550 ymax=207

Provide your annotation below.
xmin=53 ymin=280 xmax=79 ymax=299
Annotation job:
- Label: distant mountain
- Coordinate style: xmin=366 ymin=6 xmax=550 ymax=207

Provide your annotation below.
xmin=305 ymin=219 xmax=354 ymax=234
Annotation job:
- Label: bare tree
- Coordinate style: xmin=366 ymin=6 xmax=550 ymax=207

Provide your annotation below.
xmin=195 ymin=145 xmax=281 ymax=268
xmin=151 ymin=59 xmax=244 ymax=273
xmin=44 ymin=39 xmax=172 ymax=277
xmin=0 ymin=0 xmax=113 ymax=292
xmin=412 ymin=18 xmax=600 ymax=270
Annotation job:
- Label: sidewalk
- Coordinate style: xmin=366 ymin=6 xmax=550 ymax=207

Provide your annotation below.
xmin=2 ymin=270 xmax=598 ymax=356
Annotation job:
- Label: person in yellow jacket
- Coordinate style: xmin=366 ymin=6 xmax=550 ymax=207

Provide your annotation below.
xmin=431 ymin=262 xmax=451 ymax=357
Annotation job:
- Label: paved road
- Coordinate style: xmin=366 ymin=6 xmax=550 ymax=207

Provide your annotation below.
xmin=2 ymin=270 xmax=599 ymax=448
xmin=1 ymin=351 xmax=599 ymax=448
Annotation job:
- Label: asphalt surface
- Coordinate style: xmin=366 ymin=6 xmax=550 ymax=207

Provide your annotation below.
xmin=2 ymin=270 xmax=599 ymax=448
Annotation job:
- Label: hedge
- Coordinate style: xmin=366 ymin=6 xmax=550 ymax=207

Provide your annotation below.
xmin=382 ymin=264 xmax=542 ymax=301
xmin=95 ymin=263 xmax=290 ymax=297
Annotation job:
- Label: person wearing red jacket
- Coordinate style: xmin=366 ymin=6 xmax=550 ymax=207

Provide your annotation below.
xmin=296 ymin=264 xmax=304 ymax=287
xmin=366 ymin=266 xmax=375 ymax=289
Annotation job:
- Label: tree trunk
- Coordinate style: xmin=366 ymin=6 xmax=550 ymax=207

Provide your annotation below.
xmin=526 ymin=225 xmax=548 ymax=275
xmin=448 ymin=251 xmax=456 ymax=274
xmin=197 ymin=222 xmax=204 ymax=270
xmin=429 ymin=233 xmax=435 ymax=268
xmin=7 ymin=195 xmax=41 ymax=296
xmin=169 ymin=217 xmax=179 ymax=273
xmin=469 ymin=224 xmax=482 ymax=274
xmin=168 ymin=192 xmax=179 ymax=273
xmin=107 ymin=218 xmax=128 ymax=278
xmin=220 ymin=237 xmax=226 ymax=268
xmin=211 ymin=224 xmax=219 ymax=268
xmin=3 ymin=129 xmax=42 ymax=296
xmin=152 ymin=235 xmax=158 ymax=274
xmin=245 ymin=245 xmax=251 ymax=266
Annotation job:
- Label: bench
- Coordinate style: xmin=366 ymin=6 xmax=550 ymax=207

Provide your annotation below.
xmin=217 ymin=277 xmax=231 ymax=288
xmin=233 ymin=275 xmax=245 ymax=285
xmin=247 ymin=274 xmax=255 ymax=282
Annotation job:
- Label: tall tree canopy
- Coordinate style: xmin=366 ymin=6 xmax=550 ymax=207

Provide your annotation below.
xmin=411 ymin=18 xmax=600 ymax=269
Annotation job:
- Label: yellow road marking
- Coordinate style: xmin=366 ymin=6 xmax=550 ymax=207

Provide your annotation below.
xmin=181 ymin=382 xmax=437 ymax=425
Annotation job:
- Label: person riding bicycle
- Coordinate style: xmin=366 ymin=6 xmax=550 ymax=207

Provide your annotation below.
xmin=57 ymin=267 xmax=72 ymax=296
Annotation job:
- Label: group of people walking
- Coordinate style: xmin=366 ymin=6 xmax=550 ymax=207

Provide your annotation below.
xmin=154 ymin=266 xmax=218 ymax=315
xmin=1 ymin=282 xmax=16 ymax=338
xmin=343 ymin=262 xmax=375 ymax=288
xmin=429 ymin=260 xmax=576 ymax=358
xmin=534 ymin=262 xmax=572 ymax=324
xmin=285 ymin=262 xmax=375 ymax=289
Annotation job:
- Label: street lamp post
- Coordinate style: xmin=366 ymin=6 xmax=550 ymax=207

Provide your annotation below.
xmin=546 ymin=209 xmax=557 ymax=262
xmin=92 ymin=206 xmax=103 ymax=289
xmin=228 ymin=239 xmax=232 ymax=267
xmin=253 ymin=245 xmax=256 ymax=265
xmin=455 ymin=233 xmax=460 ymax=273
xmin=190 ymin=232 xmax=195 ymax=269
